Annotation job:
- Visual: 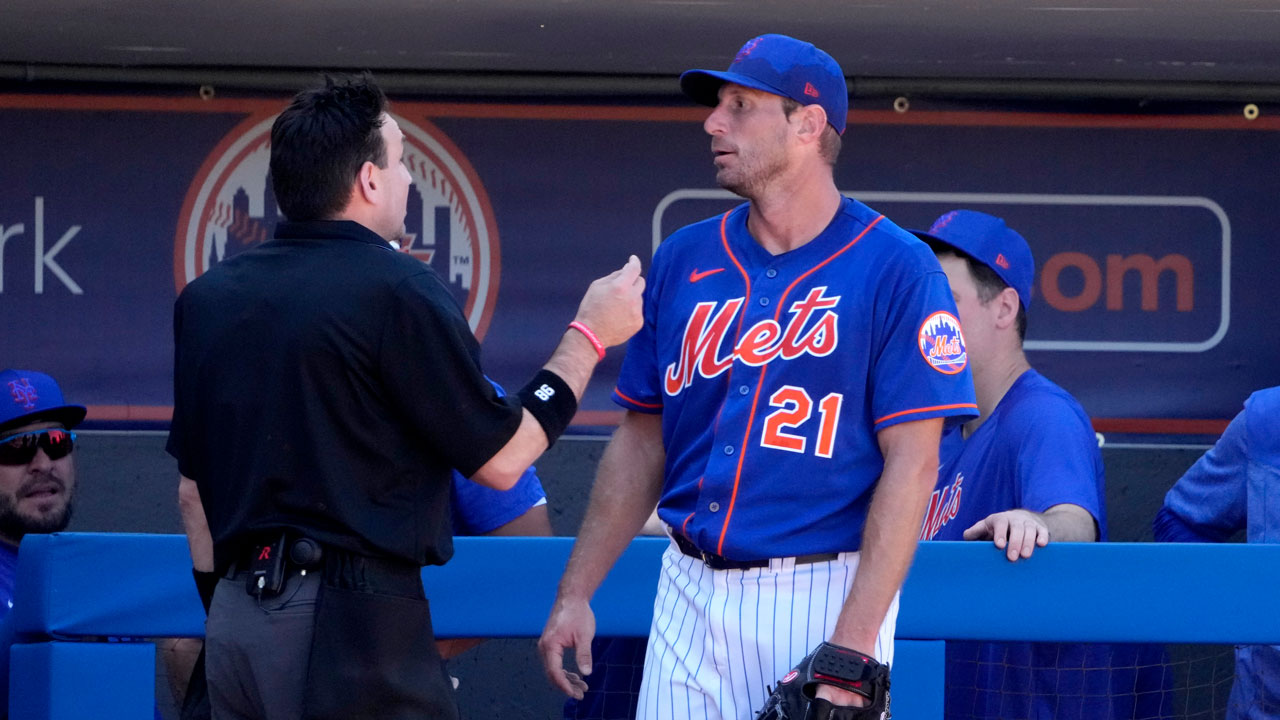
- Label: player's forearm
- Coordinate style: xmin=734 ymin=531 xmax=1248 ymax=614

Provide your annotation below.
xmin=557 ymin=412 xmax=665 ymax=602
xmin=830 ymin=472 xmax=932 ymax=652
xmin=1153 ymin=505 xmax=1227 ymax=543
xmin=178 ymin=475 xmax=214 ymax=572
xmin=487 ymin=502 xmax=553 ymax=537
xmin=830 ymin=421 xmax=940 ymax=653
xmin=1041 ymin=503 xmax=1098 ymax=542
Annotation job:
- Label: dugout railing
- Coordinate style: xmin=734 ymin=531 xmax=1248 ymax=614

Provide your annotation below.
xmin=8 ymin=533 xmax=1280 ymax=719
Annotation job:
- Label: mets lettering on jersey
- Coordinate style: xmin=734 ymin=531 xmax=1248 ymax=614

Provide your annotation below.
xmin=614 ymin=197 xmax=978 ymax=560
xmin=923 ymin=369 xmax=1107 ymax=543
xmin=664 ymin=287 xmax=839 ymax=393
xmin=920 ymin=472 xmax=964 ymax=540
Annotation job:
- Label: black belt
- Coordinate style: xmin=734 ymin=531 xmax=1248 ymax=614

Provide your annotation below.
xmin=227 ymin=533 xmax=423 ymax=599
xmin=671 ymin=532 xmax=840 ymax=571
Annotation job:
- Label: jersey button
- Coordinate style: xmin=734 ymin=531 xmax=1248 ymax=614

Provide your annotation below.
xmin=758 ymin=297 xmax=770 ymax=307
xmin=724 ymin=445 xmax=734 ymax=455
xmin=766 ymin=268 xmax=778 ymax=278
xmin=738 ymin=385 xmax=750 ymax=395
xmin=709 ymin=502 xmax=721 ymax=512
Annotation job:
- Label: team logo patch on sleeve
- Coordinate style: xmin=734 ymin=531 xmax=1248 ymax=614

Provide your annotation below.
xmin=918 ymin=311 xmax=967 ymax=374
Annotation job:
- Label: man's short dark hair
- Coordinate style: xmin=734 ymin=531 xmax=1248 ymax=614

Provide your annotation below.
xmin=926 ymin=240 xmax=1028 ymax=341
xmin=269 ymin=74 xmax=389 ymax=222
xmin=780 ymin=97 xmax=842 ymax=166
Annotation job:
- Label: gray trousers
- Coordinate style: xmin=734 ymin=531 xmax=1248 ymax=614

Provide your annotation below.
xmin=205 ymin=571 xmax=321 ymax=720
xmin=204 ymin=561 xmax=457 ymax=720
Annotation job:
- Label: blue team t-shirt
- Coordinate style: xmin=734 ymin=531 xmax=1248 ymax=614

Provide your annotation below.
xmin=922 ymin=369 xmax=1171 ymax=719
xmin=923 ymin=369 xmax=1105 ymax=542
xmin=614 ymin=197 xmax=977 ymax=559
xmin=450 ymin=378 xmax=547 ymax=535
xmin=450 ymin=467 xmax=546 ymax=535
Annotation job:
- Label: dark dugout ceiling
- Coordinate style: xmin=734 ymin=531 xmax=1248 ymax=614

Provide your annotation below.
xmin=5 ymin=0 xmax=1280 ymax=102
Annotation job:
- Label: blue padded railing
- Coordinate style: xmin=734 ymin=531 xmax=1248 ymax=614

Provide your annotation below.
xmin=10 ymin=534 xmax=1280 ymax=718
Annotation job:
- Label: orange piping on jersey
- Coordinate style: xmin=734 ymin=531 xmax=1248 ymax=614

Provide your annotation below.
xmin=874 ymin=402 xmax=979 ymax=426
xmin=708 ymin=210 xmax=754 ymax=437
xmin=720 ymin=210 xmax=754 ymax=345
xmin=613 ymin=388 xmax=663 ymax=410
xmin=774 ymin=215 xmax=886 ymax=309
xmin=681 ymin=512 xmax=695 ymax=536
xmin=714 ymin=214 xmax=886 ymax=557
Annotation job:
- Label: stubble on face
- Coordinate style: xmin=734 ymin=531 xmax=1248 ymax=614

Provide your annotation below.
xmin=378 ymin=114 xmax=412 ymax=243
xmin=715 ymin=125 xmax=791 ymax=199
xmin=0 ymin=439 xmax=76 ymax=545
xmin=708 ymin=88 xmax=795 ymax=201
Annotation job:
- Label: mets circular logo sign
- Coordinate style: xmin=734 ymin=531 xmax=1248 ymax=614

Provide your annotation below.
xmin=918 ymin=311 xmax=967 ymax=375
xmin=174 ymin=112 xmax=501 ymax=339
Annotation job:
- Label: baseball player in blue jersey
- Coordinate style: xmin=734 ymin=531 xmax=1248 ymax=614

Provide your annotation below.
xmin=1154 ymin=386 xmax=1280 ymax=720
xmin=449 ymin=379 xmax=552 ymax=538
xmin=914 ymin=211 xmax=1171 ymax=720
xmin=539 ymin=34 xmax=977 ymax=720
xmin=913 ymin=211 xmax=1103 ymax=556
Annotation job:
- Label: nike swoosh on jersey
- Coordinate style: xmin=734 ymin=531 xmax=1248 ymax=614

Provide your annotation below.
xmin=689 ymin=267 xmax=726 ymax=283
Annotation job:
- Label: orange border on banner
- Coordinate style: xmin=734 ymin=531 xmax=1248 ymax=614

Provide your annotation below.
xmin=83 ymin=404 xmax=1229 ymax=434
xmin=5 ymin=93 xmax=1280 ymax=131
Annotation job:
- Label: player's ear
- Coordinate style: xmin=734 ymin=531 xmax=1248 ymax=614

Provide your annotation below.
xmin=994 ymin=287 xmax=1021 ymax=330
xmin=796 ymin=105 xmax=827 ymax=144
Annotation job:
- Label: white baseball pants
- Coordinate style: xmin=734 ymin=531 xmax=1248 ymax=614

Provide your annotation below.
xmin=635 ymin=539 xmax=897 ymax=720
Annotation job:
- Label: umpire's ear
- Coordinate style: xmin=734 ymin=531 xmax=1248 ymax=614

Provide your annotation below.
xmin=356 ymin=160 xmax=379 ymax=204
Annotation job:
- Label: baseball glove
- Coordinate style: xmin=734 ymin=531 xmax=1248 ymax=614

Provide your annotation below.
xmin=756 ymin=641 xmax=890 ymax=720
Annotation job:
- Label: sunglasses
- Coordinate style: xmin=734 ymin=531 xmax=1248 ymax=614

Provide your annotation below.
xmin=0 ymin=428 xmax=77 ymax=466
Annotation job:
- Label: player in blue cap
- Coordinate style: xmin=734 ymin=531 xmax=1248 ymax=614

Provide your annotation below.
xmin=914 ymin=211 xmax=1170 ymax=720
xmin=541 ymin=34 xmax=977 ymax=720
xmin=1155 ymin=386 xmax=1280 ymax=719
xmin=0 ymin=369 xmax=85 ymax=713
xmin=0 ymin=369 xmax=84 ymax=578
xmin=913 ymin=210 xmax=1101 ymax=560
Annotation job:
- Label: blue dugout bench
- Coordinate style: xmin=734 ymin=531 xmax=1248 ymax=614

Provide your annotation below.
xmin=9 ymin=533 xmax=1280 ymax=719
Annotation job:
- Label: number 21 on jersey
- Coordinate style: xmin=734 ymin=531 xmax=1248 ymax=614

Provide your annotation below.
xmin=760 ymin=385 xmax=843 ymax=458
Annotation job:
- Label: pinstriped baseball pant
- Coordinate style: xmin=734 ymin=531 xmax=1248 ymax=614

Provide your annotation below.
xmin=636 ymin=540 xmax=897 ymax=720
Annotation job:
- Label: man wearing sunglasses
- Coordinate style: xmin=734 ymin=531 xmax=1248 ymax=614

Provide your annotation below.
xmin=0 ymin=368 xmax=85 ymax=620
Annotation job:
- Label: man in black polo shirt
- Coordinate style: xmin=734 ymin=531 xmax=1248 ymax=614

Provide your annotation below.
xmin=169 ymin=74 xmax=643 ymax=720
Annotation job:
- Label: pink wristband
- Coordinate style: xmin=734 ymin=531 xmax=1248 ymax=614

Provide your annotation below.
xmin=568 ymin=321 xmax=607 ymax=361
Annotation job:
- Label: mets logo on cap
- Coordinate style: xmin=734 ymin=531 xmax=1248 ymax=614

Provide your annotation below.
xmin=8 ymin=378 xmax=37 ymax=409
xmin=174 ymin=112 xmax=502 ymax=339
xmin=918 ymin=311 xmax=967 ymax=374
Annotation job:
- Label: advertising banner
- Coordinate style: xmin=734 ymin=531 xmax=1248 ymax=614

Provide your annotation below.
xmin=3 ymin=95 xmax=1277 ymax=432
